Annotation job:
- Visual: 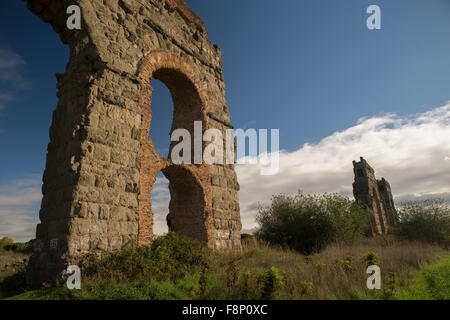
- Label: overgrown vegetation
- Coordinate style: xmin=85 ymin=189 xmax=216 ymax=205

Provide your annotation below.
xmin=84 ymin=232 xmax=208 ymax=282
xmin=393 ymin=254 xmax=450 ymax=300
xmin=2 ymin=241 xmax=33 ymax=254
xmin=393 ymin=199 xmax=450 ymax=248
xmin=256 ymin=191 xmax=369 ymax=254
xmin=0 ymin=237 xmax=14 ymax=248
xmin=2 ymin=234 xmax=446 ymax=300
xmin=1 ymin=194 xmax=448 ymax=300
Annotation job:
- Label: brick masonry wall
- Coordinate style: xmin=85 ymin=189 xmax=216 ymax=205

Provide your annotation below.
xmin=25 ymin=0 xmax=241 ymax=285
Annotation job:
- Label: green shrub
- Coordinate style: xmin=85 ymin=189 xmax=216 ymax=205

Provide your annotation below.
xmin=256 ymin=191 xmax=369 ymax=254
xmin=337 ymin=256 xmax=353 ymax=272
xmin=386 ymin=272 xmax=399 ymax=295
xmin=300 ymin=281 xmax=313 ymax=297
xmin=364 ymin=252 xmax=380 ymax=267
xmin=84 ymin=232 xmax=208 ymax=282
xmin=394 ymin=199 xmax=450 ymax=247
xmin=259 ymin=266 xmax=283 ymax=300
xmin=150 ymin=233 xmax=208 ymax=280
xmin=241 ymin=234 xmax=253 ymax=240
xmin=3 ymin=241 xmax=33 ymax=254
xmin=315 ymin=262 xmax=327 ymax=269
xmin=0 ymin=237 xmax=13 ymax=248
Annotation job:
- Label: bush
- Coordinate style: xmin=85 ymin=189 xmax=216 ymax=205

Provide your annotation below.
xmin=337 ymin=256 xmax=353 ymax=272
xmin=300 ymin=281 xmax=313 ymax=297
xmin=364 ymin=252 xmax=380 ymax=267
xmin=393 ymin=199 xmax=450 ymax=247
xmin=0 ymin=237 xmax=14 ymax=248
xmin=3 ymin=241 xmax=33 ymax=254
xmin=256 ymin=191 xmax=369 ymax=254
xmin=259 ymin=266 xmax=283 ymax=300
xmin=241 ymin=233 xmax=253 ymax=241
xmin=150 ymin=232 xmax=208 ymax=280
xmin=84 ymin=232 xmax=208 ymax=282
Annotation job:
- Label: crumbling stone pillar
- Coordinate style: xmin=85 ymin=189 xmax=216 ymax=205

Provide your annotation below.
xmin=352 ymin=157 xmax=396 ymax=236
xmin=25 ymin=0 xmax=241 ymax=285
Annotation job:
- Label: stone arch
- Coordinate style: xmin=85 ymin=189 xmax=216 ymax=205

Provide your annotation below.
xmin=138 ymin=50 xmax=209 ymax=161
xmin=137 ymin=50 xmax=213 ymax=247
xmin=25 ymin=0 xmax=242 ymax=286
xmin=162 ymin=165 xmax=210 ymax=243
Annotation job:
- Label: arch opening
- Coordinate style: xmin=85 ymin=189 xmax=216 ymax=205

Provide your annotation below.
xmin=138 ymin=52 xmax=212 ymax=247
xmin=151 ymin=67 xmax=206 ymax=162
xmin=151 ymin=166 xmax=208 ymax=243
xmin=151 ymin=171 xmax=171 ymax=236
xmin=149 ymin=79 xmax=174 ymax=158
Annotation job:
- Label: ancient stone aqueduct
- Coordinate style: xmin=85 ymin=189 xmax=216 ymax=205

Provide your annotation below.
xmin=26 ymin=0 xmax=242 ymax=284
xmin=24 ymin=1 xmax=396 ymax=285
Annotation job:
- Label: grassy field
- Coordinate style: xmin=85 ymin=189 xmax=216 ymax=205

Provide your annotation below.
xmin=0 ymin=249 xmax=30 ymax=299
xmin=206 ymin=238 xmax=448 ymax=300
xmin=392 ymin=254 xmax=450 ymax=300
xmin=1 ymin=235 xmax=448 ymax=300
xmin=0 ymin=250 xmax=29 ymax=279
xmin=0 ymin=250 xmax=29 ymax=267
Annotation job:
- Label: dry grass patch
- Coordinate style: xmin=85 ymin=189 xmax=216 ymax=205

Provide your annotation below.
xmin=205 ymin=238 xmax=444 ymax=300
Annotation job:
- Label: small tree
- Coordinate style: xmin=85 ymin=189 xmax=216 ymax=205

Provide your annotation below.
xmin=0 ymin=237 xmax=13 ymax=248
xmin=394 ymin=199 xmax=450 ymax=247
xmin=260 ymin=266 xmax=283 ymax=300
xmin=364 ymin=252 xmax=380 ymax=267
xmin=256 ymin=191 xmax=369 ymax=254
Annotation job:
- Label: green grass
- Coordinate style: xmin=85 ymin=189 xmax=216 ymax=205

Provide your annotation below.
xmin=393 ymin=254 xmax=450 ymax=300
xmin=1 ymin=235 xmax=448 ymax=300
xmin=8 ymin=275 xmax=202 ymax=300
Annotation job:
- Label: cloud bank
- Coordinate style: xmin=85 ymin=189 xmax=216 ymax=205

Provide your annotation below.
xmin=152 ymin=175 xmax=170 ymax=235
xmin=0 ymin=175 xmax=42 ymax=242
xmin=1 ymin=103 xmax=449 ymax=239
xmin=236 ymin=103 xmax=450 ymax=231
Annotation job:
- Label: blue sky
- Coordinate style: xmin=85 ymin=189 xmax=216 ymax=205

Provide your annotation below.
xmin=0 ymin=0 xmax=449 ymax=239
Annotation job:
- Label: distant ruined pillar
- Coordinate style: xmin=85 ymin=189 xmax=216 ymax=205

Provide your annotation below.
xmin=25 ymin=0 xmax=241 ymax=285
xmin=352 ymin=157 xmax=397 ymax=236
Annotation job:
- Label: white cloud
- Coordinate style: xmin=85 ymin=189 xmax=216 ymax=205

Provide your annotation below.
xmin=0 ymin=48 xmax=30 ymax=119
xmin=2 ymin=103 xmax=449 ymax=240
xmin=0 ymin=175 xmax=42 ymax=242
xmin=152 ymin=176 xmax=170 ymax=235
xmin=235 ymin=102 xmax=450 ymax=231
xmin=0 ymin=49 xmax=25 ymax=69
xmin=0 ymin=48 xmax=28 ymax=89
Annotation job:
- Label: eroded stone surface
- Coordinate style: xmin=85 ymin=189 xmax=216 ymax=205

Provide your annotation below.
xmin=352 ymin=157 xmax=397 ymax=236
xmin=25 ymin=0 xmax=241 ymax=285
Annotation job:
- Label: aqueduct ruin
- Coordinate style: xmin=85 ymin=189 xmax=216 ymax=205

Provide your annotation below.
xmin=25 ymin=0 xmax=242 ymax=285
